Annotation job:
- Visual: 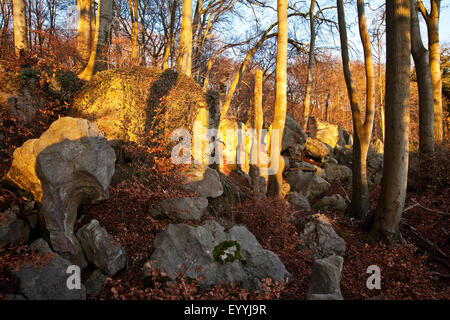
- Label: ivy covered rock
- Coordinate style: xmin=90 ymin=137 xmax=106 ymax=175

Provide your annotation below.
xmin=144 ymin=220 xmax=291 ymax=291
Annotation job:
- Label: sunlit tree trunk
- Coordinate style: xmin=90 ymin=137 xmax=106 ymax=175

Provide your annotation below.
xmin=411 ymin=0 xmax=434 ymax=157
xmin=79 ymin=0 xmax=113 ymax=81
xmin=418 ymin=0 xmax=442 ymax=143
xmin=268 ymin=0 xmax=288 ymax=197
xmin=177 ymin=0 xmax=193 ymax=76
xmin=12 ymin=0 xmax=28 ymax=56
xmin=372 ymin=0 xmax=411 ymax=240
xmin=77 ymin=0 xmax=93 ymax=64
xmin=337 ymin=0 xmax=375 ymax=219
xmin=162 ymin=0 xmax=178 ymax=70
xmin=128 ymin=0 xmax=139 ymax=65
xmin=250 ymin=69 xmax=264 ymax=196
xmin=301 ymin=0 xmax=316 ymax=132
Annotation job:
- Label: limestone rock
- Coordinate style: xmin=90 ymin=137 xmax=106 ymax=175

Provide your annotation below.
xmin=312 ymin=194 xmax=348 ymax=212
xmin=286 ymin=192 xmax=311 ymax=212
xmin=85 ymin=269 xmax=108 ymax=296
xmin=158 ymin=197 xmax=208 ymax=221
xmin=76 ymin=219 xmax=126 ymax=276
xmin=11 ymin=238 xmax=86 ymax=300
xmin=180 ymin=164 xmax=224 ymax=198
xmin=3 ymin=117 xmax=116 ymax=267
xmin=305 ymin=138 xmax=331 ymax=160
xmin=324 ymin=163 xmax=352 ymax=182
xmin=308 ymin=255 xmax=344 ymax=300
xmin=310 ymin=118 xmax=345 ymax=149
xmin=0 ymin=208 xmax=30 ymax=245
xmin=285 ymin=170 xmax=330 ymax=200
xmin=145 ymin=221 xmax=291 ymax=292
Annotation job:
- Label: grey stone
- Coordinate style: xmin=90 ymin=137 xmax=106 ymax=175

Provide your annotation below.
xmin=85 ymin=269 xmax=108 ymax=296
xmin=308 ymin=255 xmax=344 ymax=300
xmin=3 ymin=117 xmax=116 ymax=268
xmin=145 ymin=221 xmax=291 ymax=292
xmin=285 ymin=170 xmax=330 ymax=200
xmin=302 ymin=214 xmax=346 ymax=260
xmin=0 ymin=208 xmax=30 ymax=245
xmin=181 ymin=164 xmax=224 ymax=198
xmin=309 ymin=118 xmax=345 ymax=149
xmin=76 ymin=219 xmax=126 ymax=276
xmin=324 ymin=163 xmax=352 ymax=183
xmin=11 ymin=238 xmax=86 ymax=300
xmin=159 ymin=197 xmax=208 ymax=221
xmin=282 ymin=114 xmax=307 ymax=151
xmin=305 ymin=137 xmax=331 ymax=160
xmin=286 ymin=192 xmax=311 ymax=212
xmin=312 ymin=194 xmax=348 ymax=212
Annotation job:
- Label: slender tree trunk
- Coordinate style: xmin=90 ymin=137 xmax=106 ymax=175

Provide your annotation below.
xmin=372 ymin=0 xmax=411 ymax=240
xmin=177 ymin=0 xmax=193 ymax=76
xmin=128 ymin=0 xmax=139 ymax=65
xmin=79 ymin=0 xmax=113 ymax=81
xmin=337 ymin=0 xmax=375 ymax=219
xmin=250 ymin=70 xmax=264 ymax=197
xmin=162 ymin=0 xmax=178 ymax=70
xmin=324 ymin=92 xmax=330 ymax=121
xmin=12 ymin=0 xmax=28 ymax=56
xmin=77 ymin=0 xmax=92 ymax=64
xmin=411 ymin=0 xmax=434 ymax=157
xmin=301 ymin=0 xmax=316 ymax=132
xmin=268 ymin=0 xmax=288 ymax=197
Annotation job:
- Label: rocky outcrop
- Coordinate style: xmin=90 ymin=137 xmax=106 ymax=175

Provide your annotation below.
xmin=154 ymin=197 xmax=208 ymax=221
xmin=286 ymin=192 xmax=311 ymax=212
xmin=282 ymin=113 xmax=307 ymax=152
xmin=312 ymin=194 xmax=348 ymax=212
xmin=324 ymin=163 xmax=352 ymax=183
xmin=85 ymin=269 xmax=108 ymax=296
xmin=76 ymin=219 xmax=126 ymax=276
xmin=308 ymin=255 xmax=344 ymax=300
xmin=11 ymin=239 xmax=86 ymax=300
xmin=309 ymin=118 xmax=345 ymax=149
xmin=0 ymin=207 xmax=30 ymax=245
xmin=305 ymin=138 xmax=331 ymax=160
xmin=285 ymin=170 xmax=330 ymax=200
xmin=301 ymin=214 xmax=346 ymax=260
xmin=180 ymin=164 xmax=224 ymax=198
xmin=3 ymin=117 xmax=116 ymax=267
xmin=145 ymin=221 xmax=291 ymax=292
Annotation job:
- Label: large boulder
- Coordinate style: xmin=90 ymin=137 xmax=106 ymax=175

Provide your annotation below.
xmin=308 ymin=255 xmax=344 ymax=300
xmin=367 ymin=152 xmax=384 ymax=187
xmin=305 ymin=137 xmax=331 ymax=160
xmin=11 ymin=239 xmax=86 ymax=300
xmin=282 ymin=113 xmax=307 ymax=152
xmin=72 ymin=67 xmax=219 ymax=144
xmin=286 ymin=192 xmax=311 ymax=212
xmin=324 ymin=163 xmax=352 ymax=183
xmin=285 ymin=170 xmax=330 ymax=200
xmin=180 ymin=164 xmax=224 ymax=198
xmin=145 ymin=221 xmax=291 ymax=292
xmin=0 ymin=207 xmax=30 ymax=245
xmin=76 ymin=219 xmax=126 ymax=276
xmin=155 ymin=197 xmax=208 ymax=221
xmin=2 ymin=117 xmax=116 ymax=267
xmin=309 ymin=118 xmax=345 ymax=150
xmin=301 ymin=214 xmax=346 ymax=260
xmin=312 ymin=194 xmax=348 ymax=212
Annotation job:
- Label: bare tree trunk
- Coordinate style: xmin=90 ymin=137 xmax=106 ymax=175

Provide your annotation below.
xmin=268 ymin=0 xmax=288 ymax=197
xmin=301 ymin=0 xmax=316 ymax=132
xmin=250 ymin=69 xmax=264 ymax=197
xmin=177 ymin=0 xmax=193 ymax=76
xmin=411 ymin=0 xmax=434 ymax=156
xmin=372 ymin=0 xmax=411 ymax=240
xmin=418 ymin=0 xmax=442 ymax=143
xmin=324 ymin=92 xmax=330 ymax=122
xmin=77 ymin=0 xmax=93 ymax=64
xmin=337 ymin=0 xmax=375 ymax=219
xmin=79 ymin=0 xmax=113 ymax=81
xmin=162 ymin=0 xmax=178 ymax=70
xmin=12 ymin=0 xmax=28 ymax=56
xmin=128 ymin=0 xmax=139 ymax=65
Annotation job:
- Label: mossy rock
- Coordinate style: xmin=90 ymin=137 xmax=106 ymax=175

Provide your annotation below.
xmin=71 ymin=67 xmax=218 ymax=145
xmin=213 ymin=240 xmax=241 ymax=264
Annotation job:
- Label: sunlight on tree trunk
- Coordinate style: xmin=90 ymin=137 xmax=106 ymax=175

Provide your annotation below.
xmin=77 ymin=0 xmax=93 ymax=64
xmin=162 ymin=0 xmax=179 ymax=71
xmin=128 ymin=0 xmax=139 ymax=65
xmin=250 ymin=69 xmax=264 ymax=197
xmin=79 ymin=0 xmax=113 ymax=81
xmin=411 ymin=0 xmax=434 ymax=157
xmin=177 ymin=0 xmax=193 ymax=76
xmin=12 ymin=0 xmax=28 ymax=56
xmin=372 ymin=0 xmax=411 ymax=240
xmin=337 ymin=0 xmax=375 ymax=219
xmin=301 ymin=0 xmax=316 ymax=132
xmin=268 ymin=0 xmax=288 ymax=198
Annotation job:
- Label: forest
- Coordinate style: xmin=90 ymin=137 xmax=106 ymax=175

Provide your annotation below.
xmin=0 ymin=0 xmax=449 ymax=302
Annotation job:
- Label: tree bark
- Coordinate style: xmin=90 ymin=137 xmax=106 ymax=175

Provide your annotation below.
xmin=12 ymin=0 xmax=28 ymax=56
xmin=250 ymin=69 xmax=264 ymax=196
xmin=177 ymin=0 xmax=193 ymax=76
xmin=77 ymin=0 xmax=93 ymax=64
xmin=301 ymin=0 xmax=316 ymax=132
xmin=79 ymin=0 xmax=113 ymax=81
xmin=411 ymin=0 xmax=434 ymax=156
xmin=337 ymin=0 xmax=375 ymax=219
xmin=128 ymin=0 xmax=139 ymax=65
xmin=372 ymin=0 xmax=411 ymax=239
xmin=268 ymin=0 xmax=288 ymax=197
xmin=162 ymin=0 xmax=179 ymax=70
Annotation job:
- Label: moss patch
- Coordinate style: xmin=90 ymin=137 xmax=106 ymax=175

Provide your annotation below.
xmin=213 ymin=240 xmax=241 ymax=264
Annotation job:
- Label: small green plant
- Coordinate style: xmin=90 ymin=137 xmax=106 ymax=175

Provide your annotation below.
xmin=213 ymin=240 xmax=241 ymax=264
